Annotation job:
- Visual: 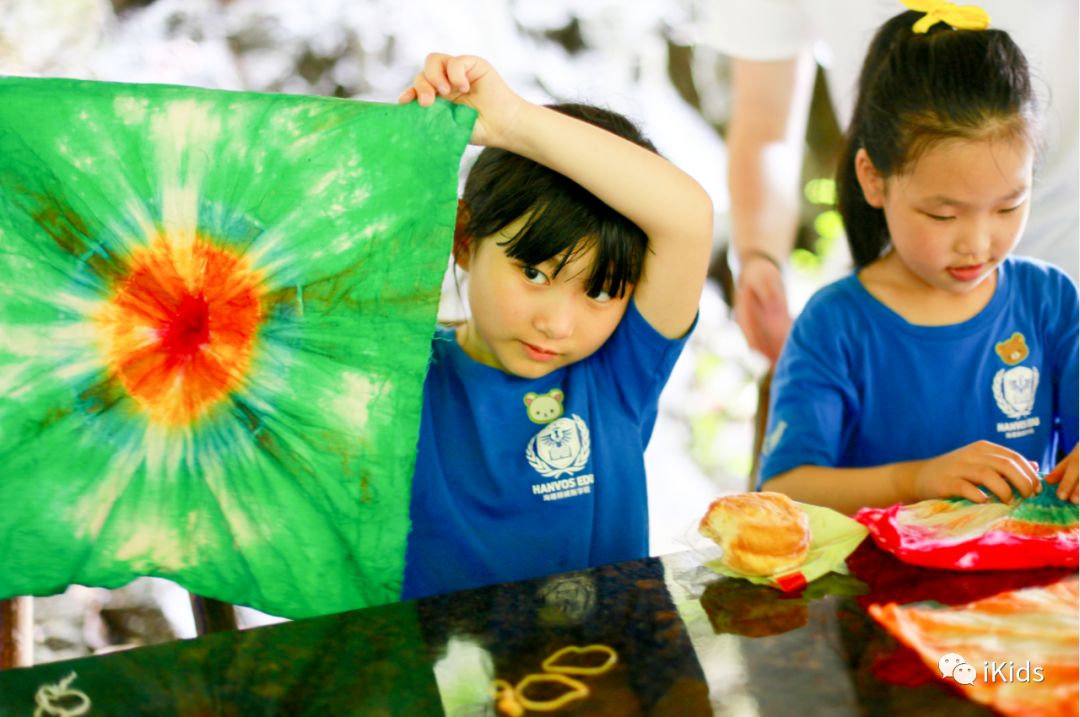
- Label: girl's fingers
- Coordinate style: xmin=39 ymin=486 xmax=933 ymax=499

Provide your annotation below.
xmin=1023 ymin=460 xmax=1041 ymax=492
xmin=956 ymin=480 xmax=990 ymax=504
xmin=1044 ymin=448 xmax=1077 ymax=500
xmin=445 ymin=56 xmax=472 ymax=93
xmin=1057 ymin=468 xmax=1078 ymax=501
xmin=404 ymin=54 xmax=492 ymax=118
xmin=973 ymin=468 xmax=1016 ymax=504
xmin=422 ymin=53 xmax=453 ymax=95
xmin=1002 ymin=464 xmax=1036 ymax=498
xmin=411 ymin=74 xmax=439 ymax=107
xmin=985 ymin=448 xmax=1039 ymax=497
xmin=1045 ymin=452 xmax=1073 ymax=485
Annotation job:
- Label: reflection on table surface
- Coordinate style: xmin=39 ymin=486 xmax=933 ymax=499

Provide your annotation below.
xmin=0 ymin=541 xmax=1072 ymax=716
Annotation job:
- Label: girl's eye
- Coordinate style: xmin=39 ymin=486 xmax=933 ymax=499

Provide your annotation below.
xmin=522 ymin=265 xmax=549 ymax=285
xmin=999 ymin=204 xmax=1023 ymax=214
xmin=924 ymin=212 xmax=955 ymax=222
xmin=589 ymin=289 xmax=612 ymax=303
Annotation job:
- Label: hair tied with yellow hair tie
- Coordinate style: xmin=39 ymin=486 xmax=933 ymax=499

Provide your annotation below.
xmin=901 ymin=0 xmax=991 ymax=33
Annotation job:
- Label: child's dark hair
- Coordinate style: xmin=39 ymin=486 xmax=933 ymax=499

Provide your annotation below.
xmin=459 ymin=103 xmax=657 ymax=299
xmin=836 ymin=11 xmax=1039 ymax=267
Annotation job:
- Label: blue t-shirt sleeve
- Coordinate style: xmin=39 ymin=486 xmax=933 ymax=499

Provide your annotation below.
xmin=758 ymin=289 xmax=859 ymax=486
xmin=1050 ymin=270 xmax=1079 ymax=456
xmin=594 ymin=298 xmax=695 ymax=428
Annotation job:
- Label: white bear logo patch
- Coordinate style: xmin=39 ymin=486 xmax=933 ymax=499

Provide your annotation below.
xmin=524 ymin=389 xmax=564 ymax=423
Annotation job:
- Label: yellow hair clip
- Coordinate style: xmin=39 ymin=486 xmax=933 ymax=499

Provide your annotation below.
xmin=901 ymin=0 xmax=990 ymax=33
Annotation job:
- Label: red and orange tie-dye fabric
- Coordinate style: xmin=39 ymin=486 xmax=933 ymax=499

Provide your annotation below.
xmin=0 ymin=77 xmax=474 ymax=617
xmin=870 ymin=578 xmax=1079 ymax=717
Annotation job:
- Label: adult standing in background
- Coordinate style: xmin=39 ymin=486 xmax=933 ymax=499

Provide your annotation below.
xmin=705 ymin=0 xmax=1078 ymax=363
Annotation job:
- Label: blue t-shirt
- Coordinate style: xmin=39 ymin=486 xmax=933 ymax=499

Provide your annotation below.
xmin=760 ymin=256 xmax=1079 ymax=484
xmin=403 ymin=300 xmax=690 ymax=599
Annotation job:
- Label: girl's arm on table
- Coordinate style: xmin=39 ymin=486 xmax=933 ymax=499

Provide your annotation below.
xmin=401 ymin=53 xmax=713 ymax=339
xmin=765 ymin=440 xmax=1043 ymax=516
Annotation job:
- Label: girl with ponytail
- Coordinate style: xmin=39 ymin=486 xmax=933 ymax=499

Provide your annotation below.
xmin=758 ymin=2 xmax=1078 ymax=513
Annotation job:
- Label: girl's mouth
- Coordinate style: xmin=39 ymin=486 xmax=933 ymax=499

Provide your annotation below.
xmin=947 ymin=263 xmax=985 ymax=282
xmin=520 ymin=340 xmax=559 ymax=362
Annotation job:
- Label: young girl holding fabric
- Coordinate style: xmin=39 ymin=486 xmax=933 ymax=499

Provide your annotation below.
xmin=397 ymin=54 xmax=713 ymax=598
xmin=758 ymin=5 xmax=1079 ymax=515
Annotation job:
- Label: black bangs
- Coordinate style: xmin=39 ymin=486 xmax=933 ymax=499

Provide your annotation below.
xmin=460 ymin=102 xmax=656 ymax=299
xmin=496 ymin=194 xmax=647 ymax=299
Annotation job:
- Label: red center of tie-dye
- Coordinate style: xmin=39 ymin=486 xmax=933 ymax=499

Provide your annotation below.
xmin=159 ymin=293 xmax=212 ymax=358
xmin=98 ymin=236 xmax=263 ymax=425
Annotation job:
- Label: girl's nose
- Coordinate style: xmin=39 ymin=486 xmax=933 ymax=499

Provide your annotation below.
xmin=955 ymin=217 xmax=993 ymax=260
xmin=533 ymin=294 xmax=574 ymax=340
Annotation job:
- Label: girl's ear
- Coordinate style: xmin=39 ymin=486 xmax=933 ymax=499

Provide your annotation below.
xmin=453 ymin=199 xmax=473 ymax=270
xmin=854 ymin=148 xmax=886 ymax=208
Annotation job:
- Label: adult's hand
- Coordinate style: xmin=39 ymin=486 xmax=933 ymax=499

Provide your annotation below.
xmin=733 ymin=255 xmax=792 ymax=364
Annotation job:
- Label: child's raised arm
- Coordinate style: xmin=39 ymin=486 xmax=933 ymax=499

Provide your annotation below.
xmin=765 ymin=440 xmax=1043 ymax=515
xmin=400 ymin=53 xmax=713 ymax=339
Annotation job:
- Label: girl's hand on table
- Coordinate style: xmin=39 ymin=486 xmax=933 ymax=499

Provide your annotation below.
xmin=1045 ymin=446 xmax=1079 ymax=504
xmin=909 ymin=440 xmax=1042 ymax=504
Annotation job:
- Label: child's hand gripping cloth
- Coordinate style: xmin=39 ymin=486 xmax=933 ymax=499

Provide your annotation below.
xmin=0 ymin=77 xmax=475 ymax=618
xmin=869 ymin=577 xmax=1079 ymax=717
xmin=855 ymin=481 xmax=1079 ymax=571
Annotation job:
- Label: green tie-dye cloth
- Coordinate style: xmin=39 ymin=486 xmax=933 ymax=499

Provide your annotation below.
xmin=0 ymin=77 xmax=475 ymax=617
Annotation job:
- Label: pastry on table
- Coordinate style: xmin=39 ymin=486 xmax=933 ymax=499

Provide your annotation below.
xmin=698 ymin=492 xmax=812 ymax=576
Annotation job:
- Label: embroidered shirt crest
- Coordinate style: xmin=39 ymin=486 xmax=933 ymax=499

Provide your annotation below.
xmin=526 ymin=415 xmax=591 ymax=478
xmin=993 ymin=366 xmax=1039 ymax=419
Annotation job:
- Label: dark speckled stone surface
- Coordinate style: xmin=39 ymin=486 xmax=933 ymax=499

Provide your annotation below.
xmin=0 ymin=540 xmax=1072 ymax=716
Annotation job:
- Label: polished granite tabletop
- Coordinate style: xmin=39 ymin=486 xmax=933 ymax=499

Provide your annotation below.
xmin=0 ymin=540 xmax=1073 ymax=716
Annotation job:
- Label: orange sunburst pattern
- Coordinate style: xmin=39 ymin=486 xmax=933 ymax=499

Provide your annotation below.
xmin=96 ymin=234 xmax=264 ymax=426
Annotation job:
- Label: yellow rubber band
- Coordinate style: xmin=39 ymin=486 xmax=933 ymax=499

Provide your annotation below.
xmin=515 ymin=673 xmax=589 ymax=712
xmin=492 ymin=679 xmax=524 ymax=717
xmin=493 ymin=644 xmax=619 ymax=714
xmin=541 ymin=643 xmax=619 ymax=676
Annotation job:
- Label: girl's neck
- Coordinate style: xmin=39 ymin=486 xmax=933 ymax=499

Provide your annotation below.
xmin=858 ymin=252 xmax=999 ymax=326
xmin=454 ymin=321 xmax=500 ymax=369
